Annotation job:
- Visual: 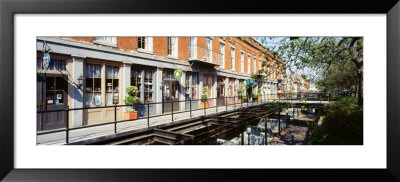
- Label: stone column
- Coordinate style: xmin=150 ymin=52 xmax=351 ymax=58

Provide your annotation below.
xmin=179 ymin=71 xmax=186 ymax=111
xmin=213 ymin=74 xmax=218 ymax=106
xmin=155 ymin=68 xmax=163 ymax=115
xmin=71 ymin=55 xmax=85 ymax=127
xmin=122 ymin=63 xmax=131 ymax=112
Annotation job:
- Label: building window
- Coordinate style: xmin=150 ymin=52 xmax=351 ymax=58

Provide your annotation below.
xmin=144 ymin=69 xmax=153 ymax=102
xmin=85 ymin=64 xmax=102 ymax=107
xmin=220 ymin=42 xmax=225 ymax=69
xmin=253 ymin=57 xmax=256 ymax=73
xmin=206 ymin=38 xmax=212 ymax=63
xmin=45 ymin=77 xmax=67 ymax=106
xmin=185 ymin=72 xmax=198 ymax=100
xmin=94 ymin=37 xmax=117 ymax=47
xmin=105 ymin=66 xmax=119 ymax=105
xmin=189 ymin=37 xmax=197 ymax=60
xmin=241 ymin=52 xmax=244 ymax=73
xmin=247 ymin=54 xmax=251 ymax=74
xmin=131 ymin=68 xmax=142 ymax=100
xmin=37 ymin=57 xmax=66 ymax=71
xmin=228 ymin=78 xmax=235 ymax=97
xmin=231 ymin=47 xmax=235 ymax=71
xmin=167 ymin=37 xmax=178 ymax=58
xmin=203 ymin=74 xmax=213 ymax=97
xmin=138 ymin=37 xmax=153 ymax=54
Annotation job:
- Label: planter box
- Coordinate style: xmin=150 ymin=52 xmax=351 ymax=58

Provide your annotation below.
xmin=124 ymin=111 xmax=138 ymax=120
xmin=200 ymin=101 xmax=209 ymax=109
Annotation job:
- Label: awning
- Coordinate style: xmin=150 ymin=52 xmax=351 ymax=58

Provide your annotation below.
xmin=246 ymin=80 xmax=258 ymax=86
xmin=188 ymin=59 xmax=219 ymax=69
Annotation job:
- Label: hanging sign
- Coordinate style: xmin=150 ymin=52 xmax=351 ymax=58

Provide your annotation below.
xmin=43 ymin=53 xmax=51 ymax=70
xmin=173 ymin=69 xmax=183 ymax=79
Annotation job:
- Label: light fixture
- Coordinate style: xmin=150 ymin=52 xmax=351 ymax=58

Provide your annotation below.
xmin=77 ymin=75 xmax=84 ymax=90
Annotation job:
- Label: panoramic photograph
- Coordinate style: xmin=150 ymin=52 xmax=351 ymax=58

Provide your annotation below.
xmin=36 ymin=36 xmax=363 ymax=145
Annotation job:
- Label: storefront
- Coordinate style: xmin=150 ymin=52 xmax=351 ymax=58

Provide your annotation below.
xmin=162 ymin=69 xmax=180 ymax=113
xmin=216 ymin=76 xmax=226 ymax=106
xmin=82 ymin=59 xmax=123 ymax=125
xmin=130 ymin=65 xmax=156 ymax=117
xmin=185 ymin=72 xmax=199 ymax=111
xmin=228 ymin=78 xmax=236 ymax=104
xmin=203 ymin=73 xmax=214 ymax=107
xmin=36 ymin=53 xmax=70 ymax=131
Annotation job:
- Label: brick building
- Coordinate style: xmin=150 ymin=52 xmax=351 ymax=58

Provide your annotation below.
xmin=36 ymin=36 xmax=285 ymax=130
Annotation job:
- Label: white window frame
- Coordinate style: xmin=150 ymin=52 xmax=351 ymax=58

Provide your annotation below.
xmin=220 ymin=42 xmax=225 ymax=69
xmin=137 ymin=37 xmax=153 ymax=54
xmin=247 ymin=54 xmax=251 ymax=74
xmin=253 ymin=56 xmax=256 ymax=73
xmin=167 ymin=37 xmax=178 ymax=59
xmin=231 ymin=47 xmax=235 ymax=72
xmin=206 ymin=37 xmax=212 ymax=63
xmin=189 ymin=37 xmax=197 ymax=60
xmin=94 ymin=37 xmax=117 ymax=47
xmin=240 ymin=51 xmax=244 ymax=74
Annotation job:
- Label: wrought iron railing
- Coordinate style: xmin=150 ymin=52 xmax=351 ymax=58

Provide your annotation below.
xmin=36 ymin=92 xmax=352 ymax=144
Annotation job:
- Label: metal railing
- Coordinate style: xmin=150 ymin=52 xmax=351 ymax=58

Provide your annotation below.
xmin=188 ymin=45 xmax=223 ymax=66
xmin=36 ymin=92 xmax=345 ymax=144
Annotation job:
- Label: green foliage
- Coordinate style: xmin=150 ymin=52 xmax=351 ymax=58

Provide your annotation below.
xmin=123 ymin=86 xmax=139 ymax=111
xmin=309 ymin=97 xmax=363 ymax=145
xmin=201 ymin=87 xmax=208 ymax=101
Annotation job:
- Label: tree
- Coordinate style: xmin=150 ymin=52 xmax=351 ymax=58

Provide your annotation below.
xmin=258 ymin=37 xmax=363 ymax=106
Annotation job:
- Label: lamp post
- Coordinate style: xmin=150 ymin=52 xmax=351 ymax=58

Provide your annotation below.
xmin=77 ymin=75 xmax=84 ymax=90
xmin=246 ymin=127 xmax=252 ymax=145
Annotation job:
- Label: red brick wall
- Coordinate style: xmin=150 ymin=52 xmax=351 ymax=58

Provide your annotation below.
xmin=153 ymin=37 xmax=167 ymax=57
xmin=71 ymin=37 xmax=93 ymax=43
xmin=117 ymin=37 xmax=137 ymax=52
xmin=178 ymin=37 xmax=189 ymax=61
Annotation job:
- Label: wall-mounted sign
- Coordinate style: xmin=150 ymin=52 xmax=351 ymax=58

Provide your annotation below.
xmin=56 ymin=94 xmax=62 ymax=100
xmin=43 ymin=53 xmax=51 ymax=70
xmin=173 ymin=69 xmax=183 ymax=79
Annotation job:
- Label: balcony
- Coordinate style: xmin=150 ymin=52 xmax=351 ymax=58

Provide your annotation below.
xmin=188 ymin=45 xmax=222 ymax=68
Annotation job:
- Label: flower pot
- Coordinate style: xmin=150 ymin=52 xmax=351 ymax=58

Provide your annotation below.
xmin=257 ymin=97 xmax=261 ymax=101
xmin=237 ymin=99 xmax=242 ymax=104
xmin=124 ymin=111 xmax=138 ymax=120
xmin=200 ymin=101 xmax=209 ymax=109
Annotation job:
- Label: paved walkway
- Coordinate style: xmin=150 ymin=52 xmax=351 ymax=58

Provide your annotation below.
xmin=271 ymin=113 xmax=315 ymax=145
xmin=37 ymin=100 xmax=328 ymax=145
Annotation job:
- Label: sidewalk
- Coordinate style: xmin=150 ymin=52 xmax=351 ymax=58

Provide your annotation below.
xmin=37 ymin=100 xmax=328 ymax=145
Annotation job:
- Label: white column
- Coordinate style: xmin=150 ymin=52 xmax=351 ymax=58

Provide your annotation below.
xmin=71 ymin=56 xmax=84 ymax=127
xmin=235 ymin=79 xmax=239 ymax=103
xmin=122 ymin=63 xmax=131 ymax=112
xmin=155 ymin=68 xmax=163 ymax=115
xmin=224 ymin=77 xmax=229 ymax=99
xmin=213 ymin=75 xmax=217 ymax=106
xmin=179 ymin=71 xmax=186 ymax=111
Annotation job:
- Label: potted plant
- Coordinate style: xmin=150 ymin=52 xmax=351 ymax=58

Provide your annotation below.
xmin=253 ymin=93 xmax=259 ymax=101
xmin=200 ymin=87 xmax=209 ymax=109
xmin=257 ymin=88 xmax=262 ymax=101
xmin=237 ymin=82 xmax=245 ymax=104
xmin=123 ymin=86 xmax=139 ymax=120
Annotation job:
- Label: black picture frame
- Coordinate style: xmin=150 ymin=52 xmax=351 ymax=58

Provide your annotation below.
xmin=1 ymin=0 xmax=399 ymax=181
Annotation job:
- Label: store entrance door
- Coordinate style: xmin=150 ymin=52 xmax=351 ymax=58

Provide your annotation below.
xmin=216 ymin=77 xmax=225 ymax=106
xmin=37 ymin=74 xmax=68 ymax=131
xmin=162 ymin=80 xmax=180 ymax=113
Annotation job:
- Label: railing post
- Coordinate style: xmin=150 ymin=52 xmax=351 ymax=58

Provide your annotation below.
xmin=147 ymin=102 xmax=150 ymax=127
xmin=226 ymin=96 xmax=228 ymax=111
xmin=264 ymin=117 xmax=268 ymax=145
xmin=171 ymin=101 xmax=174 ymax=121
xmin=114 ymin=104 xmax=117 ymax=133
xmin=216 ymin=98 xmax=218 ymax=113
xmin=190 ymin=99 xmax=192 ymax=118
xmin=65 ymin=105 xmax=69 ymax=144
xmin=204 ymin=100 xmax=206 ymax=115
xmin=278 ymin=109 xmax=281 ymax=135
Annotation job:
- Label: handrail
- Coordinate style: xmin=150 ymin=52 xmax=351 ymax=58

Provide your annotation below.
xmin=36 ymin=92 xmax=345 ymax=144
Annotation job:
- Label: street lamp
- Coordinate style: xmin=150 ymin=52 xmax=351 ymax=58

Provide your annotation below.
xmin=77 ymin=75 xmax=84 ymax=90
xmin=246 ymin=127 xmax=252 ymax=145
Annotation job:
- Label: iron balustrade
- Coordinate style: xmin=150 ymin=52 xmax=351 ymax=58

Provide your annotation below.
xmin=36 ymin=92 xmax=340 ymax=144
